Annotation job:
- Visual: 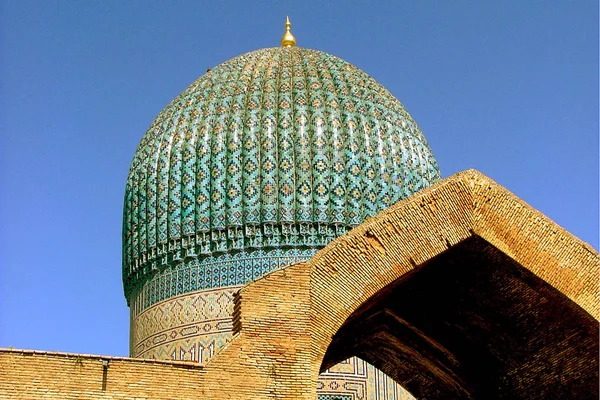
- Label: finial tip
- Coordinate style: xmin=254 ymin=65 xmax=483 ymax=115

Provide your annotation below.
xmin=281 ymin=16 xmax=296 ymax=47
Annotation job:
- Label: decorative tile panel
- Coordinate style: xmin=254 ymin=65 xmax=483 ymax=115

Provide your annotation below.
xmin=129 ymin=248 xmax=317 ymax=314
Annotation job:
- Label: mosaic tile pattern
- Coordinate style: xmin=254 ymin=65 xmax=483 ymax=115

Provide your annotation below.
xmin=131 ymin=286 xmax=238 ymax=363
xmin=129 ymin=248 xmax=316 ymax=313
xmin=320 ymin=358 xmax=415 ymax=400
xmin=123 ymin=47 xmax=441 ymax=302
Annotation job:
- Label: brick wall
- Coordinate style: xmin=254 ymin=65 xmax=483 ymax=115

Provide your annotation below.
xmin=0 ymin=349 xmax=205 ymax=399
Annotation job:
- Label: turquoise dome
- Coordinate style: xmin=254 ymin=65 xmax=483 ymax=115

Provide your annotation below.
xmin=123 ymin=47 xmax=440 ymax=304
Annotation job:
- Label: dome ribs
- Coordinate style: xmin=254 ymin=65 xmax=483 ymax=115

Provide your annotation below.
xmin=132 ymin=169 xmax=142 ymax=264
xmin=353 ymin=70 xmax=391 ymax=211
xmin=314 ymin=52 xmax=346 ymax=229
xmin=150 ymin=98 xmax=181 ymax=269
xmin=210 ymin=63 xmax=237 ymax=239
xmin=181 ymin=78 xmax=214 ymax=243
xmin=370 ymin=78 xmax=393 ymax=210
xmin=225 ymin=52 xmax=259 ymax=244
xmin=167 ymin=114 xmax=184 ymax=242
xmin=123 ymin=178 xmax=133 ymax=275
xmin=259 ymin=50 xmax=280 ymax=226
xmin=302 ymin=50 xmax=331 ymax=235
xmin=143 ymin=125 xmax=158 ymax=257
xmin=292 ymin=52 xmax=311 ymax=227
xmin=179 ymin=99 xmax=197 ymax=241
xmin=277 ymin=48 xmax=296 ymax=226
xmin=148 ymin=106 xmax=180 ymax=256
xmin=122 ymin=47 xmax=441 ymax=305
xmin=241 ymin=50 xmax=270 ymax=229
xmin=326 ymin=55 xmax=363 ymax=227
xmin=194 ymin=75 xmax=216 ymax=242
xmin=346 ymin=61 xmax=381 ymax=222
xmin=156 ymin=107 xmax=179 ymax=253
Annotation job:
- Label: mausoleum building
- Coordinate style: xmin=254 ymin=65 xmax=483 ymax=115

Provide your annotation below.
xmin=1 ymin=19 xmax=597 ymax=400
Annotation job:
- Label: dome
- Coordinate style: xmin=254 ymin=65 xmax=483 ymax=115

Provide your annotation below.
xmin=123 ymin=46 xmax=441 ymax=303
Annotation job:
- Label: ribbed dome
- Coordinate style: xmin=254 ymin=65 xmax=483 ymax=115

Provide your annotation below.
xmin=123 ymin=47 xmax=440 ymax=303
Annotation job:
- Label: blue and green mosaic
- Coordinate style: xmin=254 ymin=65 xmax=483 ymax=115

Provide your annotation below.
xmin=129 ymin=248 xmax=316 ymax=314
xmin=123 ymin=46 xmax=441 ymax=304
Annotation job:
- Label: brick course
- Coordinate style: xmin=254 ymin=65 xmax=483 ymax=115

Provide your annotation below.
xmin=0 ymin=349 xmax=204 ymax=399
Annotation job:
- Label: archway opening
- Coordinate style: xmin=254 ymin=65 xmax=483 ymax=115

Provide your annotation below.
xmin=321 ymin=236 xmax=598 ymax=399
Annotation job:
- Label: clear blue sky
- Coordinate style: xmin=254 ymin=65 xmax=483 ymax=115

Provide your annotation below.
xmin=1 ymin=1 xmax=597 ymax=357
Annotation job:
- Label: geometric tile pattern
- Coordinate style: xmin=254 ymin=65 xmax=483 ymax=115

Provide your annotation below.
xmin=129 ymin=248 xmax=316 ymax=313
xmin=131 ymin=286 xmax=239 ymax=360
xmin=318 ymin=396 xmax=352 ymax=400
xmin=320 ymin=358 xmax=415 ymax=400
xmin=123 ymin=46 xmax=441 ymax=302
xmin=130 ymin=286 xmax=234 ymax=362
xmin=129 ymin=286 xmax=233 ymax=362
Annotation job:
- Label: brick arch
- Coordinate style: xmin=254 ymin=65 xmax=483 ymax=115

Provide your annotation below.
xmin=308 ymin=169 xmax=597 ymax=363
xmin=198 ymin=169 xmax=598 ymax=399
xmin=319 ymin=235 xmax=599 ymax=398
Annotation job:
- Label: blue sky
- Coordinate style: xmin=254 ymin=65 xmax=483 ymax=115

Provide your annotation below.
xmin=1 ymin=1 xmax=597 ymax=357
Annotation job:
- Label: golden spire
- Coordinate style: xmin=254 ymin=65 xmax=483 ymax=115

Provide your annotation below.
xmin=280 ymin=16 xmax=296 ymax=47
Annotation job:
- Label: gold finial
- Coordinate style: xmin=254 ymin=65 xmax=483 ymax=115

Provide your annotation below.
xmin=280 ymin=16 xmax=296 ymax=47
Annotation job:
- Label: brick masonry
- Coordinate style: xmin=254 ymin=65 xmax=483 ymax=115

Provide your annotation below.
xmin=130 ymin=284 xmax=412 ymax=398
xmin=0 ymin=350 xmax=205 ymax=399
